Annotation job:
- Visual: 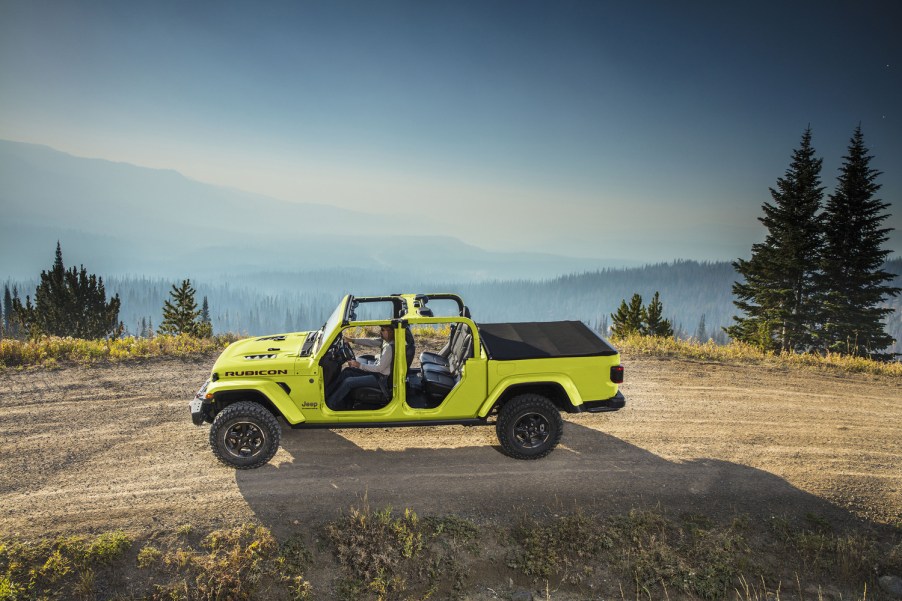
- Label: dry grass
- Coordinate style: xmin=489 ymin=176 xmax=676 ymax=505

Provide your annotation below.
xmin=346 ymin=324 xmax=452 ymax=343
xmin=613 ymin=334 xmax=902 ymax=377
xmin=0 ymin=334 xmax=237 ymax=368
xmin=152 ymin=524 xmax=279 ymax=601
xmin=0 ymin=507 xmax=897 ymax=601
xmin=326 ymin=501 xmax=425 ymax=600
xmin=0 ymin=530 xmax=132 ymax=600
xmin=512 ymin=509 xmax=748 ymax=599
xmin=2 ymin=327 xmax=898 ymax=378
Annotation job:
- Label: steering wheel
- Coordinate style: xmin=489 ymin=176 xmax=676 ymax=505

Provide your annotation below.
xmin=335 ymin=336 xmax=356 ymax=363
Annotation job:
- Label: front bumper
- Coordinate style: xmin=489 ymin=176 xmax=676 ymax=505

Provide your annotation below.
xmin=189 ymin=398 xmax=207 ymax=425
xmin=576 ymin=390 xmax=626 ymax=413
xmin=189 ymin=380 xmax=213 ymax=425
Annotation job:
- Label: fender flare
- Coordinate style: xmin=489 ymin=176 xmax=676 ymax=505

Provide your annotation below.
xmin=477 ymin=374 xmax=583 ymax=418
xmin=206 ymin=379 xmax=306 ymax=424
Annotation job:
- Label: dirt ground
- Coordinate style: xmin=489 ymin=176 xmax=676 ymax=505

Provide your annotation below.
xmin=0 ymin=353 xmax=899 ymax=540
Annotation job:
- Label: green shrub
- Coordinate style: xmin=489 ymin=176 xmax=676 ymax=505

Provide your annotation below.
xmin=0 ymin=531 xmax=130 ymax=600
xmin=327 ymin=503 xmax=424 ymax=600
xmin=511 ymin=511 xmax=612 ymax=583
xmin=137 ymin=545 xmax=163 ymax=569
xmin=154 ymin=524 xmax=278 ymax=601
xmin=86 ymin=530 xmax=131 ymax=564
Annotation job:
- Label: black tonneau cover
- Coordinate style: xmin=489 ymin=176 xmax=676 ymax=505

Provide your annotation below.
xmin=478 ymin=321 xmax=618 ymax=360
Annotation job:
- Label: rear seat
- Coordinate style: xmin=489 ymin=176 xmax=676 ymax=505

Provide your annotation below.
xmin=421 ymin=331 xmax=472 ymax=404
xmin=420 ymin=325 xmax=457 ymax=368
xmin=421 ymin=323 xmax=470 ymax=369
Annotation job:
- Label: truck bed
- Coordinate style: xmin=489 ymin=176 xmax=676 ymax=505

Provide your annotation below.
xmin=478 ymin=321 xmax=618 ymax=360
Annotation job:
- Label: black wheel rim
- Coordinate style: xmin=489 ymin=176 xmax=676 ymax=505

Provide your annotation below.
xmin=513 ymin=412 xmax=550 ymax=449
xmin=223 ymin=421 xmax=267 ymax=459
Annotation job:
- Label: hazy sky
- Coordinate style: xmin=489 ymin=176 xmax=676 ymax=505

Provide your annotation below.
xmin=1 ymin=0 xmax=900 ymax=262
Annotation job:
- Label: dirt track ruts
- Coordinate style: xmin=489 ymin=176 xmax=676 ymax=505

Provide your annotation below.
xmin=0 ymin=354 xmax=899 ymax=539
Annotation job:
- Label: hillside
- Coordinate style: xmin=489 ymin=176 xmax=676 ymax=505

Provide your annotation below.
xmin=0 ymin=139 xmax=630 ymax=280
xmin=1 ymin=353 xmax=899 ymax=599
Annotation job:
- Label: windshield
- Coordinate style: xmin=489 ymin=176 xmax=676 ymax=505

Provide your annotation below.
xmin=314 ymin=296 xmax=348 ymax=354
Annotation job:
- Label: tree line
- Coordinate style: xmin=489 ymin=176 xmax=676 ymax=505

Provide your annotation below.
xmin=4 ymin=254 xmax=899 ymax=354
xmin=727 ymin=126 xmax=898 ymax=360
xmin=4 ymin=260 xmax=744 ymax=342
xmin=610 ymin=291 xmax=674 ymax=338
xmin=1 ymin=244 xmax=212 ymax=340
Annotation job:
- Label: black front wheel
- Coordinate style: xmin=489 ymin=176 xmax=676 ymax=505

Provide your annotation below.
xmin=210 ymin=401 xmax=281 ymax=469
xmin=496 ymin=394 xmax=563 ymax=460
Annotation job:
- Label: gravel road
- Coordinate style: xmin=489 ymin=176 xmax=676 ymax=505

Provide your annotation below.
xmin=1 ymin=354 xmax=899 ymax=538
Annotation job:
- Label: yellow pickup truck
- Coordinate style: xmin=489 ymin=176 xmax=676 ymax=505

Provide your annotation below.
xmin=189 ymin=293 xmax=625 ymax=468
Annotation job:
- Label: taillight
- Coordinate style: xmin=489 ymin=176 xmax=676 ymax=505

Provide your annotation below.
xmin=610 ymin=365 xmax=624 ymax=384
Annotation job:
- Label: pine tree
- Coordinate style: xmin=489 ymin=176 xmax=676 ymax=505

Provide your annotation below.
xmin=12 ymin=243 xmax=121 ymax=339
xmin=158 ymin=279 xmax=206 ymax=336
xmin=816 ymin=126 xmax=900 ymax=359
xmin=201 ymin=297 xmax=211 ymax=325
xmin=713 ymin=328 xmax=727 ymax=345
xmin=611 ymin=293 xmax=644 ymax=336
xmin=1 ymin=284 xmax=9 ymax=338
xmin=643 ymin=291 xmax=674 ymax=337
xmin=30 ymin=242 xmax=69 ymax=335
xmin=9 ymin=286 xmax=21 ymax=338
xmin=696 ymin=313 xmax=708 ymax=341
xmin=727 ymin=128 xmax=824 ymax=353
xmin=198 ymin=295 xmax=213 ymax=337
xmin=597 ymin=314 xmax=609 ymax=336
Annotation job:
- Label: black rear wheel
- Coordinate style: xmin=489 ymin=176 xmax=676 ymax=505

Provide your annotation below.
xmin=210 ymin=401 xmax=281 ymax=469
xmin=496 ymin=394 xmax=563 ymax=459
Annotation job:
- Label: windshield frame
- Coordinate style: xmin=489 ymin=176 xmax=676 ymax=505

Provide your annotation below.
xmin=313 ymin=295 xmax=350 ymax=355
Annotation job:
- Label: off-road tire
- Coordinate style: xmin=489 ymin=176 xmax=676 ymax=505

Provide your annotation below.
xmin=496 ymin=394 xmax=563 ymax=460
xmin=209 ymin=401 xmax=281 ymax=469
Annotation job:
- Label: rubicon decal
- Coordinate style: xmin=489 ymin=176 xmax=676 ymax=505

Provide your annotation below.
xmin=224 ymin=369 xmax=289 ymax=377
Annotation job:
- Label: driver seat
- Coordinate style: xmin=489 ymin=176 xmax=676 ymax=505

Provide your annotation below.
xmin=348 ymin=327 xmax=415 ymax=408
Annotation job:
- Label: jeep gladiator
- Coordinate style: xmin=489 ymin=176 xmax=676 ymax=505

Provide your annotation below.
xmin=189 ymin=293 xmax=625 ymax=468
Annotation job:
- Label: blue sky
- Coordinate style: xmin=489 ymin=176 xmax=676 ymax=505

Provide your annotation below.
xmin=1 ymin=0 xmax=900 ymax=262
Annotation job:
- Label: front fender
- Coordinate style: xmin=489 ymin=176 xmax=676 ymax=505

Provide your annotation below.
xmin=477 ymin=374 xmax=583 ymax=418
xmin=207 ymin=379 xmax=306 ymax=424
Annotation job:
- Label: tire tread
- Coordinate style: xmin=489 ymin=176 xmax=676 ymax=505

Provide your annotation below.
xmin=496 ymin=393 xmax=563 ymax=460
xmin=209 ymin=401 xmax=281 ymax=469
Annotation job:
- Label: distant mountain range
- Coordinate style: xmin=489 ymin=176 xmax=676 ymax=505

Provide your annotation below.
xmin=0 ymin=139 xmax=637 ymax=280
xmin=5 ymin=139 xmax=897 ymax=354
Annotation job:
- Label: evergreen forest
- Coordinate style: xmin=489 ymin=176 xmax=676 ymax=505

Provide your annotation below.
xmin=4 ymin=258 xmax=900 ymax=354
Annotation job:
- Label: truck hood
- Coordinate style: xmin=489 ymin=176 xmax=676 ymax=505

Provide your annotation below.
xmin=216 ymin=331 xmax=313 ymax=364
